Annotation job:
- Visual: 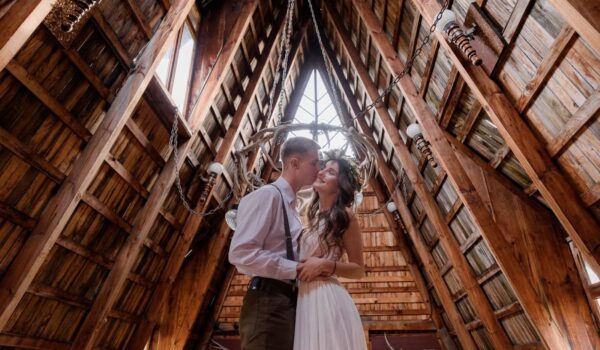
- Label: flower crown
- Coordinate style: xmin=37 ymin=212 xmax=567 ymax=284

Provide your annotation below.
xmin=321 ymin=149 xmax=363 ymax=193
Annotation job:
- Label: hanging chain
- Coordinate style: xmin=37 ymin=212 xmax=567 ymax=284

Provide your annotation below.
xmin=169 ymin=0 xmax=449 ymax=215
xmin=310 ymin=0 xmax=450 ymax=122
xmin=266 ymin=0 xmax=296 ymax=124
xmin=169 ymin=0 xmax=296 ymax=215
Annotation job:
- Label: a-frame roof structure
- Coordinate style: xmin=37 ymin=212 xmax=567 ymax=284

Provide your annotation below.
xmin=0 ymin=0 xmax=599 ymax=349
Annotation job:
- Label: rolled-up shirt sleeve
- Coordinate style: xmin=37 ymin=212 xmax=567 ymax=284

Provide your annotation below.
xmin=228 ymin=188 xmax=298 ymax=280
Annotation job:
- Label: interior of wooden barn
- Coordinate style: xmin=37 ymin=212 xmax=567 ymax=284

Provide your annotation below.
xmin=1 ymin=0 xmax=599 ymax=349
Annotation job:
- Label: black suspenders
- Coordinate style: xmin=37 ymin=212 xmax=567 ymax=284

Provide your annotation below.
xmin=270 ymin=185 xmax=296 ymax=262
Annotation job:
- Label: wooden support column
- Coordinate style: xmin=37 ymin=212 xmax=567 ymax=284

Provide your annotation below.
xmin=325 ymin=3 xmax=513 ymax=348
xmin=0 ymin=0 xmax=195 ymax=331
xmin=0 ymin=1 xmax=58 ymax=71
xmin=346 ymin=1 xmax=600 ymax=348
xmin=411 ymin=0 xmax=600 ymax=274
xmin=196 ymin=265 xmax=237 ymax=349
xmin=127 ymin=15 xmax=306 ymax=349
xmin=320 ymin=36 xmax=476 ymax=350
xmin=446 ymin=133 xmax=600 ymax=350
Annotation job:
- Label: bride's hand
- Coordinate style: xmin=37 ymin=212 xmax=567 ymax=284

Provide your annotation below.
xmin=296 ymin=257 xmax=326 ymax=282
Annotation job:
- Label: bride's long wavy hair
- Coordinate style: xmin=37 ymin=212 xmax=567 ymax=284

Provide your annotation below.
xmin=304 ymin=156 xmax=359 ymax=255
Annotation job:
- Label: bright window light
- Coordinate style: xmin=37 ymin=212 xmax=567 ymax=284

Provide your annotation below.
xmin=288 ymin=69 xmax=353 ymax=156
xmin=172 ymin=23 xmax=195 ymax=112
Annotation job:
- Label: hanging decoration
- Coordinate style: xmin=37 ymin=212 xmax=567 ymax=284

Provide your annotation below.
xmin=231 ymin=122 xmax=378 ymax=199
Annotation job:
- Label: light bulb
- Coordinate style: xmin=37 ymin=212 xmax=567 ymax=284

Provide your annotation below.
xmin=354 ymin=191 xmax=363 ymax=207
xmin=386 ymin=202 xmax=397 ymax=213
xmin=225 ymin=208 xmax=237 ymax=231
xmin=437 ymin=9 xmax=457 ymax=32
xmin=406 ymin=123 xmax=422 ymax=138
xmin=208 ymin=162 xmax=224 ymax=175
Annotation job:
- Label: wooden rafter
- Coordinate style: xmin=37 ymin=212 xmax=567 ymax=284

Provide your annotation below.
xmin=333 ymin=1 xmax=600 ymax=348
xmin=324 ymin=4 xmax=513 ymax=348
xmin=320 ymin=27 xmax=477 ymax=350
xmin=545 ymin=0 xmax=600 ymax=55
xmin=0 ymin=0 xmax=197 ymax=331
xmin=69 ymin=2 xmax=260 ymax=349
xmin=412 ymin=0 xmax=600 ymax=276
xmin=127 ymin=11 xmax=306 ymax=349
xmin=0 ymin=1 xmax=58 ymax=72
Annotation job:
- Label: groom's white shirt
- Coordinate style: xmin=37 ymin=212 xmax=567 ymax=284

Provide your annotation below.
xmin=228 ymin=177 xmax=302 ymax=281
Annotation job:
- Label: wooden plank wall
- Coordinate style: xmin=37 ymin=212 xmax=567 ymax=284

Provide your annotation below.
xmin=0 ymin=0 xmax=293 ymax=348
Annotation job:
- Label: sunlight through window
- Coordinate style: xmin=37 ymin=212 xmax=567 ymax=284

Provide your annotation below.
xmin=288 ymin=69 xmax=353 ymax=156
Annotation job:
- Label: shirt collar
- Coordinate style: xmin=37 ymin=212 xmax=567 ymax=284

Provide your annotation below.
xmin=274 ymin=177 xmax=297 ymax=206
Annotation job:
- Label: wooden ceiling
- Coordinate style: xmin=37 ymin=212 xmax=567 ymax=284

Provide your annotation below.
xmin=0 ymin=0 xmax=598 ymax=349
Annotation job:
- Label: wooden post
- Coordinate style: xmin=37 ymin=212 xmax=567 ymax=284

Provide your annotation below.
xmin=0 ymin=0 xmax=196 ymax=331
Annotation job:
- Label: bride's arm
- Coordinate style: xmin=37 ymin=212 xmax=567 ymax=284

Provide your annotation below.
xmin=321 ymin=211 xmax=365 ymax=279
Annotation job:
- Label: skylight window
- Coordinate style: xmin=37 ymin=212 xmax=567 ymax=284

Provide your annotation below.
xmin=288 ymin=69 xmax=353 ymax=156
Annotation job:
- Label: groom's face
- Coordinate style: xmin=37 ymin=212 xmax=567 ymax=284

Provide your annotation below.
xmin=296 ymin=149 xmax=320 ymax=187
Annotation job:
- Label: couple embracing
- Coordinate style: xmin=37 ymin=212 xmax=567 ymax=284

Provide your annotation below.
xmin=228 ymin=137 xmax=368 ymax=349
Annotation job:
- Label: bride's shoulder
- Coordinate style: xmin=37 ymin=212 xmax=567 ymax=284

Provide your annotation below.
xmin=344 ymin=207 xmax=357 ymax=221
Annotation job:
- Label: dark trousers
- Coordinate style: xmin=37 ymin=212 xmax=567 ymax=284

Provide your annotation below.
xmin=239 ymin=277 xmax=297 ymax=350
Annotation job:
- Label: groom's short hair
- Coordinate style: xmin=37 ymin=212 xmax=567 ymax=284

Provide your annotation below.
xmin=280 ymin=137 xmax=320 ymax=164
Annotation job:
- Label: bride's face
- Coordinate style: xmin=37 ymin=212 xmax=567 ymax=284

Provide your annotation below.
xmin=312 ymin=161 xmax=340 ymax=195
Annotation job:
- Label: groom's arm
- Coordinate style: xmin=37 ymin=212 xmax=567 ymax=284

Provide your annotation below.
xmin=228 ymin=188 xmax=298 ymax=280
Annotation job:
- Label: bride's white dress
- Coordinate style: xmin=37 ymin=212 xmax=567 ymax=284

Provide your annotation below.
xmin=293 ymin=221 xmax=367 ymax=350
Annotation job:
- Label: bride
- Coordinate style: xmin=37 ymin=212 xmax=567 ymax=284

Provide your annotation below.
xmin=295 ymin=151 xmax=367 ymax=350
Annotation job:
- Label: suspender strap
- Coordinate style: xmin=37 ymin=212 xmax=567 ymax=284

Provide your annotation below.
xmin=270 ymin=185 xmax=295 ymax=262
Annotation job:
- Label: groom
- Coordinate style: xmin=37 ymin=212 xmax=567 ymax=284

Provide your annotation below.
xmin=229 ymin=137 xmax=322 ymax=349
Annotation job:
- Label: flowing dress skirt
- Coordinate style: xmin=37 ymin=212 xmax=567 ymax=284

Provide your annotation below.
xmin=293 ymin=277 xmax=367 ymax=350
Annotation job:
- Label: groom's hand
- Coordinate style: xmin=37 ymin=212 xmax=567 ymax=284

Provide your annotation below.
xmin=297 ymin=257 xmax=324 ymax=281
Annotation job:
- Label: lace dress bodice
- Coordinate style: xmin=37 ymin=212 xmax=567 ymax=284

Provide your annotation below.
xmin=298 ymin=218 xmax=342 ymax=262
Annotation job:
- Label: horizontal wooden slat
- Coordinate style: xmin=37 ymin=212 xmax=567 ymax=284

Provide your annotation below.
xmin=0 ymin=127 xmax=66 ymax=184
xmin=6 ymin=61 xmax=92 ymax=141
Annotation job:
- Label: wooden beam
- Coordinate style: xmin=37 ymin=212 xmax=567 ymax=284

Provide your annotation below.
xmin=0 ymin=1 xmax=57 ymax=72
xmin=320 ymin=32 xmax=477 ymax=350
xmin=0 ymin=127 xmax=66 ymax=184
xmin=413 ymin=0 xmax=600 ymax=278
xmin=0 ymin=334 xmax=69 ymax=350
xmin=353 ymin=1 xmax=600 ymax=348
xmin=545 ymin=0 xmax=600 ymax=55
xmin=0 ymin=201 xmax=37 ymax=231
xmin=126 ymin=7 xmax=297 ymax=349
xmin=363 ymin=320 xmax=436 ymax=331
xmin=145 ymin=77 xmax=192 ymax=140
xmin=126 ymin=0 xmax=153 ymax=39
xmin=326 ymin=4 xmax=513 ymax=348
xmin=69 ymin=3 xmax=260 ymax=349
xmin=515 ymin=25 xmax=576 ymax=113
xmin=547 ymin=88 xmax=600 ymax=157
xmin=0 ymin=0 xmax=196 ymax=332
xmin=456 ymin=102 xmax=481 ymax=143
xmin=187 ymin=1 xmax=259 ymax=129
xmin=6 ymin=61 xmax=92 ymax=141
